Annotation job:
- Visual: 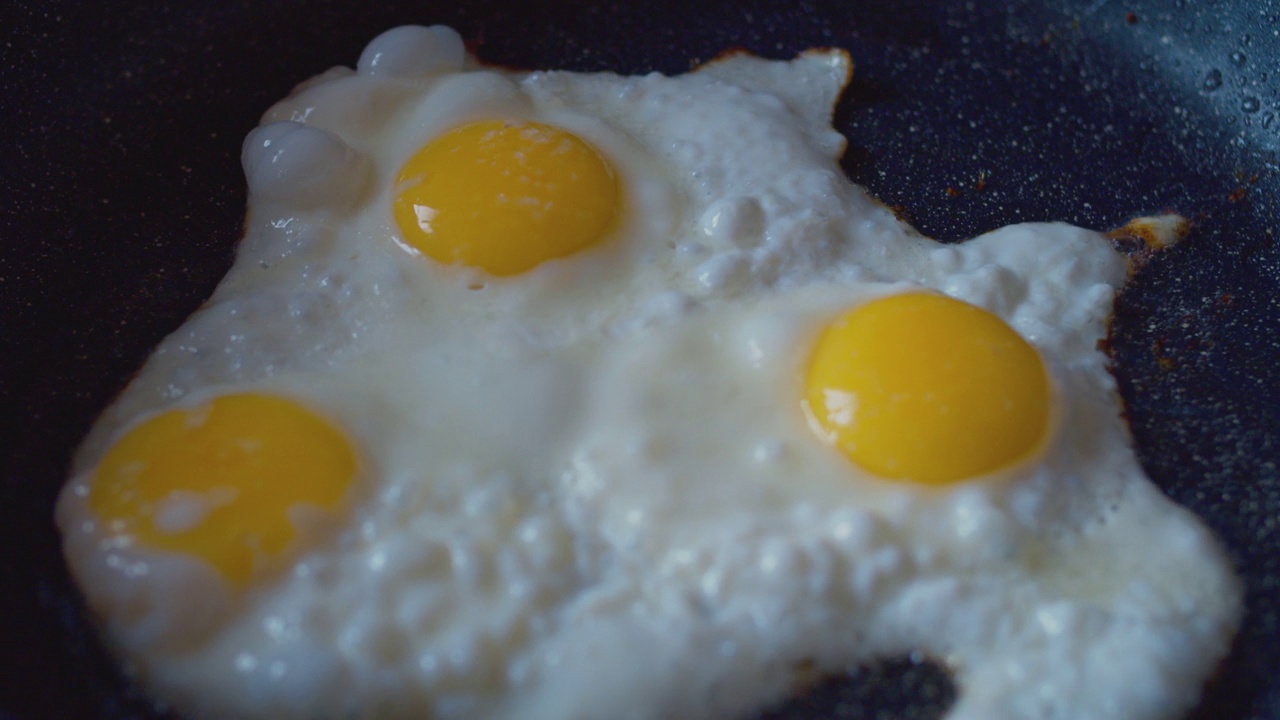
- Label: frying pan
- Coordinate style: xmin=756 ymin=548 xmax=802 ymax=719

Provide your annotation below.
xmin=2 ymin=1 xmax=1277 ymax=718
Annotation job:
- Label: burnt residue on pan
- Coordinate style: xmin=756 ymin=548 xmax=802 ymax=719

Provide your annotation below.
xmin=2 ymin=1 xmax=1277 ymax=719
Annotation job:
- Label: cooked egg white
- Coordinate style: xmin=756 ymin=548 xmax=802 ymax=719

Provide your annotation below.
xmin=58 ymin=24 xmax=1241 ymax=720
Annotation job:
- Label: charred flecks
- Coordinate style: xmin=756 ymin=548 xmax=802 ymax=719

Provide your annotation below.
xmin=702 ymin=47 xmax=755 ymax=68
xmin=945 ymin=171 xmax=989 ymax=199
xmin=1105 ymin=214 xmax=1190 ymax=276
xmin=1101 ymin=214 xmax=1190 ymax=372
xmin=1096 ymin=334 xmax=1113 ymax=356
xmin=1227 ymin=172 xmax=1258 ymax=204
xmin=887 ymin=204 xmax=914 ymax=225
xmin=755 ymin=656 xmax=957 ymax=720
xmin=1152 ymin=337 xmax=1179 ymax=371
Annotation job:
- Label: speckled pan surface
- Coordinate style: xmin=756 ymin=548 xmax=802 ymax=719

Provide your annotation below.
xmin=0 ymin=1 xmax=1276 ymax=719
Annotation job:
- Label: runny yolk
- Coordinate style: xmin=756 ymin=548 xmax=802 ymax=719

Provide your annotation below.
xmin=88 ymin=393 xmax=357 ymax=586
xmin=804 ymin=293 xmax=1051 ymax=485
xmin=393 ymin=120 xmax=620 ymax=276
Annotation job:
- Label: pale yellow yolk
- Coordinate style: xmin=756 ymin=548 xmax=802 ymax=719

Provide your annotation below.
xmin=804 ymin=293 xmax=1050 ymax=485
xmin=88 ymin=393 xmax=357 ymax=586
xmin=393 ymin=120 xmax=620 ymax=276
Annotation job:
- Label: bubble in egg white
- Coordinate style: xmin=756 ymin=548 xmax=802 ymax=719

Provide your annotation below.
xmin=247 ymin=132 xmax=373 ymax=225
xmin=357 ymin=25 xmax=466 ymax=77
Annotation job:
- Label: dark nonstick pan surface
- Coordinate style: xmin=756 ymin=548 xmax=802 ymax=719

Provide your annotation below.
xmin=3 ymin=1 xmax=1278 ymax=719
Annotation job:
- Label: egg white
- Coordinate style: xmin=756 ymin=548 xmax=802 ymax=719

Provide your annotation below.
xmin=59 ymin=24 xmax=1241 ymax=720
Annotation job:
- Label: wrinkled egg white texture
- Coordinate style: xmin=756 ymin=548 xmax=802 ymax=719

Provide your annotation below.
xmin=58 ymin=23 xmax=1241 ymax=720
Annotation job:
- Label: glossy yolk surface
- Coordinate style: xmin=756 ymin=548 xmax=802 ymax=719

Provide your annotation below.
xmin=393 ymin=120 xmax=620 ymax=276
xmin=804 ymin=293 xmax=1050 ymax=485
xmin=88 ymin=393 xmax=357 ymax=585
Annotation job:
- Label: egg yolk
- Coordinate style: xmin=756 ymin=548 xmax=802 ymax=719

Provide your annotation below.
xmin=393 ymin=120 xmax=620 ymax=276
xmin=88 ymin=393 xmax=357 ymax=586
xmin=804 ymin=293 xmax=1050 ymax=485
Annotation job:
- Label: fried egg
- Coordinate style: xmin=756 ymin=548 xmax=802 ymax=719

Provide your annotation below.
xmin=57 ymin=24 xmax=1242 ymax=720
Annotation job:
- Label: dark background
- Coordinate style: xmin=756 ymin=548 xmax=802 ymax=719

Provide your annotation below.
xmin=2 ymin=1 xmax=1277 ymax=719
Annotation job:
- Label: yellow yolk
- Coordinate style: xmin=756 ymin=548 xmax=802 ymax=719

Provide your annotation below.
xmin=88 ymin=393 xmax=357 ymax=586
xmin=804 ymin=293 xmax=1050 ymax=485
xmin=393 ymin=120 xmax=620 ymax=276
